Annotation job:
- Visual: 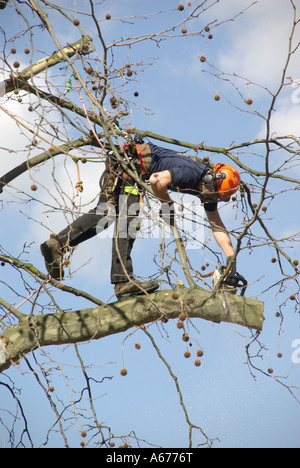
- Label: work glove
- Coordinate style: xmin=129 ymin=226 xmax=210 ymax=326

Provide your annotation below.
xmin=219 ymin=256 xmax=236 ymax=276
xmin=225 ymin=255 xmax=237 ymax=276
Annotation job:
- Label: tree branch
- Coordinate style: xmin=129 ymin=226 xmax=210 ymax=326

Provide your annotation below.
xmin=135 ymin=130 xmax=300 ymax=185
xmin=0 ymin=134 xmax=103 ymax=193
xmin=0 ymin=297 xmax=25 ymax=321
xmin=0 ymin=254 xmax=105 ymax=307
xmin=0 ymin=36 xmax=93 ymax=96
xmin=0 ymin=286 xmax=264 ymax=373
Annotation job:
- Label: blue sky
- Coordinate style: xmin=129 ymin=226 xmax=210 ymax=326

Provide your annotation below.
xmin=0 ymin=0 xmax=300 ymax=448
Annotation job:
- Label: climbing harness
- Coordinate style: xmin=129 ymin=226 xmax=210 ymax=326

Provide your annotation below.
xmin=100 ymin=134 xmax=152 ymax=203
xmin=121 ymin=134 xmax=152 ymax=181
xmin=67 ymin=74 xmax=149 ymax=197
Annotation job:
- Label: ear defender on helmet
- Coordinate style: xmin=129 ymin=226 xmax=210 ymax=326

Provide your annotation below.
xmin=203 ymin=163 xmax=241 ymax=201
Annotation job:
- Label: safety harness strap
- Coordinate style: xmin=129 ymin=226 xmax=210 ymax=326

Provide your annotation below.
xmin=136 ymin=143 xmax=152 ymax=179
xmin=121 ymin=142 xmax=152 ymax=181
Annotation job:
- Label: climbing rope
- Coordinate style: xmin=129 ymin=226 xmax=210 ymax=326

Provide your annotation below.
xmin=74 ymin=160 xmax=83 ymax=196
xmin=0 ymin=279 xmax=51 ymax=321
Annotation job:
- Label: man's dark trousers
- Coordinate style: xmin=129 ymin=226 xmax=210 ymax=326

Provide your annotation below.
xmin=56 ymin=180 xmax=140 ymax=285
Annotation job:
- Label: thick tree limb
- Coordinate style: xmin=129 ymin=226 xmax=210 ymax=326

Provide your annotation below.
xmin=0 ymin=36 xmax=93 ymax=96
xmin=0 ymin=297 xmax=25 ymax=321
xmin=0 ymin=286 xmax=264 ymax=373
xmin=0 ymin=134 xmax=103 ymax=193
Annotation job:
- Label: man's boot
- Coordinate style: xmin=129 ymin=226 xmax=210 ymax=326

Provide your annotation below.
xmin=40 ymin=237 xmax=64 ymax=280
xmin=114 ymin=279 xmax=159 ymax=299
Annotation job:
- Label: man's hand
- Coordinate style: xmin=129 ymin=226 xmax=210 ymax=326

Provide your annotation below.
xmin=226 ymin=255 xmax=237 ymax=276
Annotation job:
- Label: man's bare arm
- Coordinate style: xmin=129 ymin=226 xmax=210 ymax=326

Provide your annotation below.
xmin=205 ymin=209 xmax=234 ymax=258
xmin=149 ymin=171 xmax=173 ymax=204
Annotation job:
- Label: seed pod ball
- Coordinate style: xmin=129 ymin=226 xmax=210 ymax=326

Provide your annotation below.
xmin=182 ymin=333 xmax=189 ymax=342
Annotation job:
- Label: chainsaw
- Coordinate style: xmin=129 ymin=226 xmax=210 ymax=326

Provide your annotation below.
xmin=212 ymin=265 xmax=248 ymax=296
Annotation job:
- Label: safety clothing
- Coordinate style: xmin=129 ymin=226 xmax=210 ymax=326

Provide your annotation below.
xmin=203 ymin=163 xmax=241 ymax=201
xmin=148 ymin=142 xmax=218 ymax=211
xmin=53 ymin=178 xmax=140 ymax=285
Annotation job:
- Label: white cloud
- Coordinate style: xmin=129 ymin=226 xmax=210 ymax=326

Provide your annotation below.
xmin=0 ymin=98 xmax=34 ymax=172
xmin=205 ymin=0 xmax=300 ymax=93
xmin=0 ymin=93 xmax=105 ymax=263
xmin=268 ymin=99 xmax=300 ymax=137
xmin=258 ymin=96 xmax=300 ymax=178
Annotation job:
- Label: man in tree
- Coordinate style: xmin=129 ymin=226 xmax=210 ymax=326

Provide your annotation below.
xmin=40 ymin=137 xmax=241 ymax=299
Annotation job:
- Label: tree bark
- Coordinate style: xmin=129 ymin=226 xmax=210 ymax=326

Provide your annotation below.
xmin=0 ymin=36 xmax=93 ymax=96
xmin=0 ymin=286 xmax=264 ymax=373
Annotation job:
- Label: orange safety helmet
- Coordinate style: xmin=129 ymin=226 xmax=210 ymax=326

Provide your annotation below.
xmin=203 ymin=163 xmax=241 ymax=201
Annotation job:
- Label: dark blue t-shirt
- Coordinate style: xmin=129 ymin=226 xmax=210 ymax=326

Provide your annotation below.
xmin=148 ymin=142 xmax=217 ymax=211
